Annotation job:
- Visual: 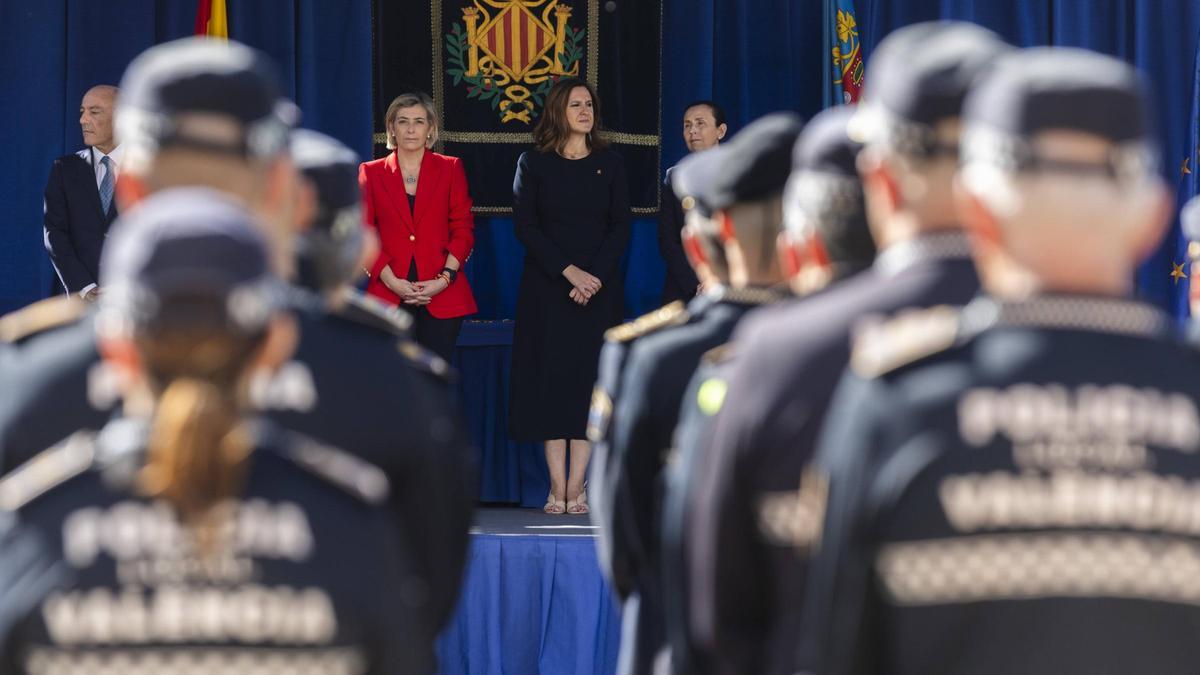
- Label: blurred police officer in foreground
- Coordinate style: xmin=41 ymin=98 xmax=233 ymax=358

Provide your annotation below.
xmin=675 ymin=23 xmax=1010 ymax=675
xmin=590 ymin=113 xmax=798 ymax=675
xmin=0 ymin=38 xmax=474 ymax=665
xmin=805 ymin=47 xmax=1192 ymax=675
xmin=660 ymin=105 xmax=873 ymax=675
xmin=255 ymin=128 xmax=475 ymax=655
xmin=0 ymin=192 xmax=420 ymax=674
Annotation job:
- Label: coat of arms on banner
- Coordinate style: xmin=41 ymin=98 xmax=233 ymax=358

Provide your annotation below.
xmin=446 ymin=1 xmax=585 ymax=124
xmin=830 ymin=3 xmax=864 ymax=104
xmin=375 ymin=0 xmax=661 ymax=212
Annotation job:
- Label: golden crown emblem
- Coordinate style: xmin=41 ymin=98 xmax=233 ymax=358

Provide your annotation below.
xmin=447 ymin=1 xmax=584 ymax=125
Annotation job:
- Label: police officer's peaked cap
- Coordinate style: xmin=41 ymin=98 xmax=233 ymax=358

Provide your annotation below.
xmin=785 ymin=107 xmax=870 ymax=256
xmin=964 ymin=47 xmax=1152 ymax=144
xmin=291 ymin=130 xmax=361 ymax=217
xmin=118 ymin=37 xmax=297 ymax=158
xmin=854 ymin=22 xmax=1010 ymax=132
xmin=99 ymin=187 xmax=280 ymax=334
xmin=290 ymin=129 xmax=365 ymax=292
xmin=673 ymin=112 xmax=803 ymax=215
xmin=792 ymin=106 xmax=861 ymax=177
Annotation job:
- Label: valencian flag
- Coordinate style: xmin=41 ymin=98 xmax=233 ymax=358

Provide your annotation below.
xmin=194 ymin=0 xmax=229 ymax=39
xmin=375 ymin=1 xmax=662 ymax=213
xmin=823 ymin=0 xmax=863 ymax=107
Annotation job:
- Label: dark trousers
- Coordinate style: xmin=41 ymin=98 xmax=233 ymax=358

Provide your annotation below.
xmin=405 ymin=259 xmax=463 ymax=362
xmin=402 ymin=306 xmax=463 ymax=362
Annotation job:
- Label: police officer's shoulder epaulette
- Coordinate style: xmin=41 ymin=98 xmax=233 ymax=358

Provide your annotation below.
xmin=0 ymin=296 xmax=87 ymax=344
xmin=285 ymin=435 xmax=390 ymax=505
xmin=850 ymin=304 xmax=961 ymax=378
xmin=397 ymin=338 xmax=455 ymax=382
xmin=334 ymin=291 xmax=413 ymax=337
xmin=0 ymin=433 xmax=96 ymax=511
xmin=604 ymin=301 xmax=689 ymax=343
xmin=586 ymin=385 xmax=613 ymax=443
xmin=701 ymin=341 xmax=737 ymax=366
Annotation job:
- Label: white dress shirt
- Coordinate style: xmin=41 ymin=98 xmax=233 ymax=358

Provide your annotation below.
xmin=77 ymin=144 xmax=124 ymax=190
xmin=73 ymin=144 xmax=123 ymax=297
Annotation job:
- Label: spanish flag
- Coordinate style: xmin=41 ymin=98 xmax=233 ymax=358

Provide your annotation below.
xmin=194 ymin=0 xmax=229 ymax=39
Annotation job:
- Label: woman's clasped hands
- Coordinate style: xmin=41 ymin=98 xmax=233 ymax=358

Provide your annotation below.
xmin=381 ymin=266 xmax=450 ymax=306
xmin=563 ymin=264 xmax=601 ymax=306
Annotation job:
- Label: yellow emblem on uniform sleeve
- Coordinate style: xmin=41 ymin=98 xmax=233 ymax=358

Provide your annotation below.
xmin=696 ymin=378 xmax=728 ymax=416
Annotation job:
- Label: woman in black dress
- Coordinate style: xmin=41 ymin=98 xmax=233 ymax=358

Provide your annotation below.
xmin=509 ymin=78 xmax=631 ymax=514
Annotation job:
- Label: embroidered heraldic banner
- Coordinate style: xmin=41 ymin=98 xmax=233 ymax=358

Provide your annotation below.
xmin=374 ymin=0 xmax=662 ymax=214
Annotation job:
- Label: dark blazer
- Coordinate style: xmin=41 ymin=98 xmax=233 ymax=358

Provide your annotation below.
xmin=43 ymin=149 xmax=118 ymax=293
xmin=658 ymin=167 xmax=699 ymax=304
xmin=359 ymin=150 xmax=477 ymax=319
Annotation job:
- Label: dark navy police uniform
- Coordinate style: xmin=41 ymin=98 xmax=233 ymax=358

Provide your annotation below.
xmin=0 ymin=419 xmax=421 ymax=675
xmin=807 ymin=45 xmax=1194 ymax=675
xmin=591 ymin=288 xmax=785 ymax=675
xmin=591 ymin=113 xmax=801 ymax=675
xmin=807 ymin=297 xmax=1200 ymax=675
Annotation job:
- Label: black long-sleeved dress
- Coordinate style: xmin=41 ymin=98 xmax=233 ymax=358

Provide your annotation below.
xmin=509 ymin=148 xmax=631 ymax=441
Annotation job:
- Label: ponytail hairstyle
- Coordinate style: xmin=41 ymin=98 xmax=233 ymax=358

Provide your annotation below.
xmin=95 ymin=187 xmax=284 ymax=544
xmin=136 ymin=314 xmax=266 ymax=526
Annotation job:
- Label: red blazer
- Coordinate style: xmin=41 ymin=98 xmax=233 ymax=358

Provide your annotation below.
xmin=359 ymin=150 xmax=478 ymax=319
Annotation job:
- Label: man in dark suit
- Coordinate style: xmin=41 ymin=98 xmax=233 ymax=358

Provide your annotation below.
xmin=43 ymin=85 xmax=121 ymax=300
xmin=659 ymin=101 xmax=727 ymax=304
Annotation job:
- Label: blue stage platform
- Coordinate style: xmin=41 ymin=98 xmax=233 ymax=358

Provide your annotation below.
xmin=436 ymin=508 xmax=622 ymax=675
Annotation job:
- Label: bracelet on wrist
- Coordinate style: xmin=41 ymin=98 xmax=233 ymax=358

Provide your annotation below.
xmin=441 ymin=266 xmax=459 ymax=283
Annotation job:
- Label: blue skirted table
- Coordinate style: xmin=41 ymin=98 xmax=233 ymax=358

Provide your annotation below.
xmin=436 ymin=509 xmax=622 ymax=675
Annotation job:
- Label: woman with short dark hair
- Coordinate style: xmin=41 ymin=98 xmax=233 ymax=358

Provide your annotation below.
xmin=509 ymin=77 xmax=631 ymax=514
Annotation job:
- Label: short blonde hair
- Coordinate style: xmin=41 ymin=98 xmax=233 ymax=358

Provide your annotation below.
xmin=385 ymin=92 xmax=438 ymax=150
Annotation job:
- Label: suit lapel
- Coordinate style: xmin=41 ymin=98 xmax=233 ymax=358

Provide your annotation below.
xmin=380 ymin=152 xmax=415 ymax=234
xmin=74 ymin=151 xmax=107 ymax=222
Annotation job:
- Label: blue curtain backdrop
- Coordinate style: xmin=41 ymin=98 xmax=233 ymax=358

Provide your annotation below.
xmin=3 ymin=0 xmax=1200 ymax=506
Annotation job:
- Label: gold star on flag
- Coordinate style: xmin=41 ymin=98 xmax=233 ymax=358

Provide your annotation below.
xmin=1184 ymin=157 xmax=1193 ymax=176
xmin=1172 ymin=261 xmax=1188 ymax=284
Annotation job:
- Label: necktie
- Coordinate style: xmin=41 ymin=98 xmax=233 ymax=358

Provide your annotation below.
xmin=99 ymin=155 xmax=115 ymax=216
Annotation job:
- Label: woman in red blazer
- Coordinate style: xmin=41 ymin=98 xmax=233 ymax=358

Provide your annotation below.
xmin=360 ymin=91 xmax=477 ymax=360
